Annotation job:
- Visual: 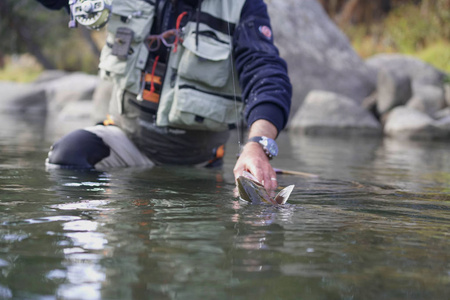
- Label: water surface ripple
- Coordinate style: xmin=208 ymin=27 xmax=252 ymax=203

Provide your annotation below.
xmin=0 ymin=114 xmax=449 ymax=299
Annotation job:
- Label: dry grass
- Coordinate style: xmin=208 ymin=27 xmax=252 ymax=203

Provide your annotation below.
xmin=343 ymin=2 xmax=450 ymax=73
xmin=0 ymin=54 xmax=43 ymax=83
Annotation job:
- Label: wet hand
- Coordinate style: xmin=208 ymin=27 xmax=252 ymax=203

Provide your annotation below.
xmin=233 ymin=142 xmax=278 ymax=194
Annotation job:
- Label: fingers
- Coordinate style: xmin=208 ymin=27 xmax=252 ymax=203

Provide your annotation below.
xmin=245 ymin=156 xmax=277 ymax=192
xmin=260 ymin=167 xmax=278 ymax=192
xmin=233 ymin=159 xmax=245 ymax=184
xmin=233 ymin=143 xmax=278 ymax=193
xmin=269 ymin=173 xmax=278 ymax=191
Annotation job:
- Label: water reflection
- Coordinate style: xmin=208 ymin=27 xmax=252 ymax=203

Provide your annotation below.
xmin=289 ymin=134 xmax=383 ymax=182
xmin=1 ymin=112 xmax=450 ymax=299
xmin=2 ymin=161 xmax=450 ymax=299
xmin=290 ymin=134 xmax=450 ymax=193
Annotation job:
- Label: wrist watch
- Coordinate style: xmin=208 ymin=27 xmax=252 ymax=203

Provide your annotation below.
xmin=248 ymin=136 xmax=278 ymax=159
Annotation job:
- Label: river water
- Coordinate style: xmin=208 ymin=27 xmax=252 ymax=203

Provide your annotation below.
xmin=0 ymin=113 xmax=449 ymax=299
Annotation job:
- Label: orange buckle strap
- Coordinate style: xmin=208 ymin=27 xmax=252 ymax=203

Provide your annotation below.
xmin=103 ymin=114 xmax=115 ymax=126
xmin=208 ymin=145 xmax=225 ymax=164
xmin=141 ymin=55 xmax=161 ymax=103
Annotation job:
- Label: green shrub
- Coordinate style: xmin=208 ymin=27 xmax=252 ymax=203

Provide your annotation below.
xmin=384 ymin=3 xmax=447 ymax=53
xmin=416 ymin=41 xmax=450 ymax=73
xmin=48 ymin=32 xmax=100 ymax=74
xmin=0 ymin=55 xmax=43 ymax=83
xmin=385 ymin=5 xmax=433 ymax=53
xmin=344 ymin=1 xmax=450 ymax=74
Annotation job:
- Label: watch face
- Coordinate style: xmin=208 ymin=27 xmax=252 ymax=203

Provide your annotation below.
xmin=266 ymin=139 xmax=278 ymax=157
xmin=261 ymin=137 xmax=278 ymax=157
xmin=248 ymin=136 xmax=279 ymax=158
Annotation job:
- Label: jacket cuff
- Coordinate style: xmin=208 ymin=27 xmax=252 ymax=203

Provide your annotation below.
xmin=247 ymin=103 xmax=286 ymax=135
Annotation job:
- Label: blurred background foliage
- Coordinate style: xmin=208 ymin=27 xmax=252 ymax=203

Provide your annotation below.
xmin=0 ymin=0 xmax=104 ymax=81
xmin=0 ymin=0 xmax=449 ymax=82
xmin=320 ymin=0 xmax=450 ymax=72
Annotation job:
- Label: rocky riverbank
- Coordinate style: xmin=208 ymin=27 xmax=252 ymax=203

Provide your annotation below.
xmin=268 ymin=0 xmax=450 ymax=140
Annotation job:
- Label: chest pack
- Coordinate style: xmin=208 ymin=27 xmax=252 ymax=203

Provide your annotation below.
xmin=98 ymin=0 xmax=246 ymax=132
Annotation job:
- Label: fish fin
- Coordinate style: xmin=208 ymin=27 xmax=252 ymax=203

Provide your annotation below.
xmin=241 ymin=171 xmax=260 ymax=183
xmin=274 ymin=185 xmax=295 ymax=205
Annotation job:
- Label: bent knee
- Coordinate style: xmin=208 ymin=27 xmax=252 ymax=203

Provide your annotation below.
xmin=47 ymin=129 xmax=110 ymax=168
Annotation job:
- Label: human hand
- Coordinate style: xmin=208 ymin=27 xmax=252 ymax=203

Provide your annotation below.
xmin=233 ymin=141 xmax=278 ymax=195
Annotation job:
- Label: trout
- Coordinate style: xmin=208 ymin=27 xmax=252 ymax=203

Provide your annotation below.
xmin=237 ymin=171 xmax=294 ymax=205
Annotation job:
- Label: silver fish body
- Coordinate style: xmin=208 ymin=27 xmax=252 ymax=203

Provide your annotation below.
xmin=237 ymin=171 xmax=294 ymax=205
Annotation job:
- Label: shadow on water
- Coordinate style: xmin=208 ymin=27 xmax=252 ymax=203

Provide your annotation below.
xmin=0 ymin=113 xmax=449 ymax=299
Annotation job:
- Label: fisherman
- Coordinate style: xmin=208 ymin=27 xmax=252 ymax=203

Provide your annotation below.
xmin=36 ymin=0 xmax=292 ymax=193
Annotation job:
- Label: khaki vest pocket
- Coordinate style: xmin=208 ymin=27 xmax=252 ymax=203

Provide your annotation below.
xmin=178 ymin=30 xmax=232 ymax=88
xmin=108 ymin=0 xmax=155 ymax=42
xmin=168 ymin=84 xmax=243 ymax=132
xmin=99 ymin=41 xmax=148 ymax=95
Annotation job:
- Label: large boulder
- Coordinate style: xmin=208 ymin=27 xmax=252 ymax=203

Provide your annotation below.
xmin=406 ymin=84 xmax=446 ymax=117
xmin=266 ymin=0 xmax=376 ymax=125
xmin=290 ymin=90 xmax=382 ymax=135
xmin=434 ymin=107 xmax=450 ymax=120
xmin=376 ymin=68 xmax=412 ymax=115
xmin=37 ymin=72 xmax=100 ymax=113
xmin=366 ymin=54 xmax=449 ymax=140
xmin=45 ymin=101 xmax=97 ymax=140
xmin=366 ymin=54 xmax=447 ymax=91
xmin=444 ymin=83 xmax=450 ymax=106
xmin=384 ymin=106 xmax=450 ymax=140
xmin=0 ymin=71 xmax=99 ymax=117
xmin=0 ymin=71 xmax=101 ymax=139
xmin=34 ymin=70 xmax=68 ymax=83
xmin=0 ymin=81 xmax=47 ymax=115
xmin=58 ymin=101 xmax=94 ymax=121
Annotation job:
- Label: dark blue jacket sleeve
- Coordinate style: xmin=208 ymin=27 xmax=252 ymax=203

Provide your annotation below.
xmin=35 ymin=0 xmax=68 ymax=10
xmin=234 ymin=0 xmax=292 ymax=133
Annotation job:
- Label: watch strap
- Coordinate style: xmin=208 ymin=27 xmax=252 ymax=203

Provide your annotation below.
xmin=247 ymin=136 xmax=278 ymax=159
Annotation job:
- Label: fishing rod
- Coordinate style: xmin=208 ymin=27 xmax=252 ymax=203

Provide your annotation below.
xmin=274 ymin=168 xmax=319 ymax=178
xmin=223 ymin=2 xmax=318 ymax=180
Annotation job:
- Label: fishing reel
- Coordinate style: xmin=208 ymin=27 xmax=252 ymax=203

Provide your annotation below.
xmin=68 ymin=0 xmax=112 ymax=30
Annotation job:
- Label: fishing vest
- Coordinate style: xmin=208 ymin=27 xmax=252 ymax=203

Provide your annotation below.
xmin=98 ymin=0 xmax=246 ymax=132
